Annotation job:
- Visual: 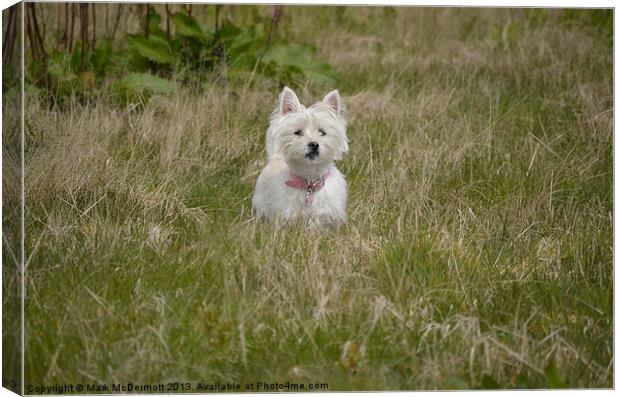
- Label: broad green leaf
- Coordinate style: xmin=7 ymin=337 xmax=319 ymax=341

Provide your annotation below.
xmin=171 ymin=13 xmax=204 ymax=38
xmin=127 ymin=35 xmax=172 ymax=64
xmin=262 ymin=44 xmax=314 ymax=70
xmin=149 ymin=26 xmax=169 ymax=41
xmin=306 ymin=61 xmax=339 ymax=86
xmin=228 ymin=29 xmax=258 ymax=57
xmin=120 ymin=73 xmax=174 ymax=94
xmin=263 ymin=44 xmax=339 ymax=86
xmin=216 ymin=20 xmax=241 ymax=44
xmin=304 ymin=70 xmax=337 ymax=87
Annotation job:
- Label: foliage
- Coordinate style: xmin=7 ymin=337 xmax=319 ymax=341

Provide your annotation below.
xmin=24 ymin=8 xmax=339 ymax=105
xmin=116 ymin=72 xmax=176 ymax=102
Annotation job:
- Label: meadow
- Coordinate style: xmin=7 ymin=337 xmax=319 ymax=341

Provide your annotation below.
xmin=2 ymin=5 xmax=613 ymax=390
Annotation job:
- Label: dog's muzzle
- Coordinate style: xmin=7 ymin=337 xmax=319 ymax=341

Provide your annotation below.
xmin=305 ymin=142 xmax=319 ymax=160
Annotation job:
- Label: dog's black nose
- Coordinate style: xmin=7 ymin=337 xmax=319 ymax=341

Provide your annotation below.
xmin=308 ymin=142 xmax=319 ymax=151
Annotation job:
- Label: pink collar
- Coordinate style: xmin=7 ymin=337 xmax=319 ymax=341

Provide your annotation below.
xmin=285 ymin=170 xmax=331 ymax=205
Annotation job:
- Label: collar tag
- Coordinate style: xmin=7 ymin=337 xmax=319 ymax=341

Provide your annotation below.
xmin=285 ymin=170 xmax=331 ymax=206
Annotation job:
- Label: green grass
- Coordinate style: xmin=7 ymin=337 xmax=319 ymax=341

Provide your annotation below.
xmin=3 ymin=6 xmax=613 ymax=390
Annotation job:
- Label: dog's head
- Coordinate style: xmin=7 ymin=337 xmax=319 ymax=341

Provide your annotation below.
xmin=269 ymin=86 xmax=348 ymax=169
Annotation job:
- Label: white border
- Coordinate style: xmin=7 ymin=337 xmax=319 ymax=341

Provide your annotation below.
xmin=0 ymin=2 xmax=616 ymax=397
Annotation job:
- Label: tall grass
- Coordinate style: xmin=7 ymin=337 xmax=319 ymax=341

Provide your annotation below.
xmin=3 ymin=6 xmax=612 ymax=390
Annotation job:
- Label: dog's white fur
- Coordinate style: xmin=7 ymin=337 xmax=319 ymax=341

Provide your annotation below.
xmin=252 ymin=86 xmax=349 ymax=227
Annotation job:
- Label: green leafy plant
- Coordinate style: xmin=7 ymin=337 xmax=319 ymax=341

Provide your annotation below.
xmin=25 ymin=8 xmax=339 ymax=105
xmin=262 ymin=43 xmax=338 ymax=86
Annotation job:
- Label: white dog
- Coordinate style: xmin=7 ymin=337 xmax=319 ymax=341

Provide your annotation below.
xmin=252 ymin=86 xmax=349 ymax=227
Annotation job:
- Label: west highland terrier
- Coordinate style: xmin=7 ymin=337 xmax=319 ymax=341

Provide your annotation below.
xmin=252 ymin=86 xmax=349 ymax=227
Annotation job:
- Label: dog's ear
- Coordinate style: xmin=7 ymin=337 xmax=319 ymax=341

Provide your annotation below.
xmin=322 ymin=90 xmax=341 ymax=116
xmin=279 ymin=86 xmax=301 ymax=115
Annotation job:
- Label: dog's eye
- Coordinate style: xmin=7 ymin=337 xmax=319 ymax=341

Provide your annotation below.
xmin=294 ymin=129 xmax=303 ymax=136
xmin=319 ymin=129 xmax=326 ymax=136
